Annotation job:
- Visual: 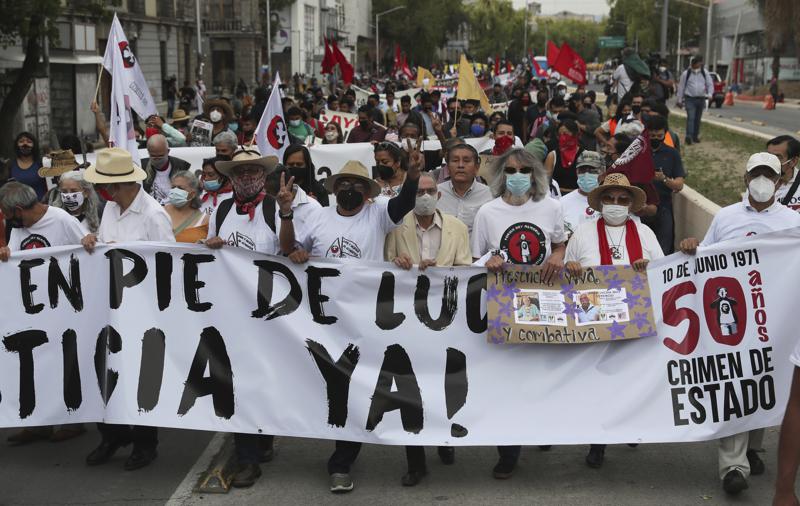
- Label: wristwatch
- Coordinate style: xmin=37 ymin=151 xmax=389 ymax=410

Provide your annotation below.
xmin=279 ymin=210 xmax=294 ymax=220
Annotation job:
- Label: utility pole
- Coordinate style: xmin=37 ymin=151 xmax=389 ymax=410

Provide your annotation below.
xmin=659 ymin=0 xmax=669 ymax=56
xmin=266 ymin=0 xmax=272 ymax=78
xmin=705 ymin=0 xmax=712 ymax=66
xmin=523 ymin=1 xmax=529 ymax=57
xmin=195 ymin=0 xmax=202 ymax=77
xmin=375 ymin=6 xmax=406 ymax=75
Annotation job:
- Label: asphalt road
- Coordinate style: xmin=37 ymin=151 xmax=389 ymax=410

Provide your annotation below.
xmin=692 ymin=99 xmax=800 ymax=139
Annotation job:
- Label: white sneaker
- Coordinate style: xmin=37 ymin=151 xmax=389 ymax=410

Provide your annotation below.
xmin=329 ymin=472 xmax=354 ymax=493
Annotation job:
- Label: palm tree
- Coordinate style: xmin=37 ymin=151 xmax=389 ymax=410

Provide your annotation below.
xmin=753 ymin=0 xmax=800 ymax=80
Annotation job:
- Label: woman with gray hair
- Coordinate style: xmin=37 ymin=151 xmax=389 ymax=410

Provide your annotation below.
xmin=47 ymin=170 xmax=102 ymax=233
xmin=164 ymin=170 xmax=208 ymax=243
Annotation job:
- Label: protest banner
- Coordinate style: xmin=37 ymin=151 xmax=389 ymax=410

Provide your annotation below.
xmin=0 ymin=229 xmax=797 ymax=445
xmin=351 ymin=86 xmax=420 ymax=108
xmin=188 ymin=120 xmax=213 ymax=148
xmin=487 ymin=265 xmax=656 ymax=344
xmin=319 ymin=109 xmax=360 ymax=140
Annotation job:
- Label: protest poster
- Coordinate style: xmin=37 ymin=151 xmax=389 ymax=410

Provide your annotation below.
xmin=486 ymin=265 xmax=656 ymax=344
xmin=0 ymin=229 xmax=797 ymax=445
xmin=319 ymin=109 xmax=360 ymax=140
xmin=352 ymin=86 xmax=420 ymax=108
xmin=188 ymin=119 xmax=213 ymax=147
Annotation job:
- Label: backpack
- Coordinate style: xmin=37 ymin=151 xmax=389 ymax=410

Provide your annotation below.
xmin=214 ymin=196 xmax=276 ymax=237
xmin=682 ymin=67 xmax=708 ymax=94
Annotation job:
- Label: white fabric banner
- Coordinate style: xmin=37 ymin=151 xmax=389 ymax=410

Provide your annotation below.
xmin=254 ymin=73 xmax=289 ymax=160
xmin=0 ymin=230 xmax=796 ymax=444
xmin=352 ymin=86 xmax=421 ymax=107
xmin=319 ymin=109 xmax=360 ymax=140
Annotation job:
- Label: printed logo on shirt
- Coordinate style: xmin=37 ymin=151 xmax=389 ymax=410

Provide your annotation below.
xmin=585 ymin=206 xmax=596 ymax=217
xmin=499 ymin=222 xmax=546 ymax=265
xmin=20 ymin=234 xmax=51 ymax=250
xmin=326 ymin=237 xmax=361 ymax=258
xmin=226 ymin=231 xmax=256 ymax=251
xmin=746 ymin=231 xmax=757 ymax=237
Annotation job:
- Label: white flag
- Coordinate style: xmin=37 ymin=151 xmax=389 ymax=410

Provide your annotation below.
xmin=254 ymin=73 xmax=288 ymax=160
xmin=102 ymin=13 xmax=158 ymax=164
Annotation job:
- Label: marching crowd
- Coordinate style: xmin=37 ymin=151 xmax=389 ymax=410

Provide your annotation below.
xmin=3 ymin=48 xmax=800 ymax=502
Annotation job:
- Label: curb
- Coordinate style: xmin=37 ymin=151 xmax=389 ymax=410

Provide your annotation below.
xmin=669 ymin=108 xmax=773 ymax=140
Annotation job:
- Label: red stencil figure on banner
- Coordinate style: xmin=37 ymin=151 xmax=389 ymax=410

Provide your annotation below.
xmin=118 ymin=41 xmax=136 ymax=68
xmin=254 ymin=72 xmax=288 ymax=160
xmin=551 ymin=42 xmax=587 ymax=86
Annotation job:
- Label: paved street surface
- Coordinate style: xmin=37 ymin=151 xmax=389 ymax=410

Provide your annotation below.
xmin=696 ymin=99 xmax=800 ymax=139
xmin=0 ymin=425 xmax=787 ymax=505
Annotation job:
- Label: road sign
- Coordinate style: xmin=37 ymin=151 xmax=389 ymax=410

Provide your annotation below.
xmin=599 ymin=36 xmax=626 ymax=49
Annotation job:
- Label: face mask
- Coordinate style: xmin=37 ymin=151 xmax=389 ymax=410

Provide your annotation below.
xmin=231 ymin=173 xmax=265 ymax=200
xmin=692 ymin=67 xmax=701 ymax=74
xmin=6 ymin=211 xmax=23 ymax=228
xmin=659 ymin=66 xmax=667 ymax=73
xmin=602 ymin=204 xmax=629 ymax=225
xmin=151 ymin=156 xmax=168 ymax=170
xmin=203 ymin=179 xmax=222 ymax=192
xmin=748 ymin=175 xmax=776 ymax=203
xmin=168 ymin=187 xmax=190 ymax=208
xmin=505 ymin=172 xmax=531 ymax=196
xmin=209 ymin=110 xmax=223 ymax=123
xmin=414 ymin=194 xmax=437 ymax=216
xmin=385 ymin=132 xmax=399 ymax=143
xmin=337 ymin=189 xmax=365 ymax=211
xmin=557 ymin=88 xmax=566 ymax=97
xmin=375 ymin=164 xmax=395 ymax=181
xmin=289 ymin=119 xmax=302 ymax=127
xmin=61 ymin=191 xmax=85 ymax=212
xmin=16 ymin=145 xmax=33 ymax=156
xmin=521 ymin=96 xmax=530 ymax=105
xmin=324 ymin=131 xmax=338 ymax=141
xmin=401 ymin=138 xmax=417 ymax=151
xmin=289 ymin=166 xmax=307 ymax=183
xmin=470 ymin=124 xmax=486 ymax=137
xmin=650 ymin=138 xmax=663 ymax=150
xmin=577 ymin=173 xmax=599 ymax=193
xmin=537 ymin=99 xmax=547 ymax=107
xmin=632 ymin=105 xmax=642 ymax=115
xmin=359 ymin=120 xmax=370 ymax=129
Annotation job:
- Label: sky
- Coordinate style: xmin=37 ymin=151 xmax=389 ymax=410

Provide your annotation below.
xmin=511 ymin=0 xmax=610 ymax=17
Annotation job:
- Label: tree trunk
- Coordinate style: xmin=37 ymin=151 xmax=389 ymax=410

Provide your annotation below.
xmin=0 ymin=16 xmax=44 ymax=161
xmin=771 ymin=49 xmax=781 ymax=81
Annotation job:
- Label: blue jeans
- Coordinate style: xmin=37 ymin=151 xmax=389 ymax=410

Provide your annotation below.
xmin=684 ymin=97 xmax=705 ymax=141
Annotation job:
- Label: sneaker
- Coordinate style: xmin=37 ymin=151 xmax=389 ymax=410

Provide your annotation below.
xmin=437 ymin=446 xmax=455 ymax=465
xmin=585 ymin=445 xmax=605 ymax=468
xmin=231 ymin=463 xmax=261 ymax=488
xmin=401 ymin=469 xmax=427 ymax=487
xmin=692 ymin=137 xmax=701 ymax=143
xmin=492 ymin=458 xmax=517 ymax=479
xmin=746 ymin=449 xmax=765 ymax=476
xmin=685 ymin=138 xmax=693 ymax=146
xmin=330 ymin=473 xmax=354 ymax=493
xmin=123 ymin=447 xmax=158 ymax=471
xmin=722 ymin=469 xmax=748 ymax=495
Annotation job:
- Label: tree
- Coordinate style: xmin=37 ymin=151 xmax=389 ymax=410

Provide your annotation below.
xmin=753 ymin=0 xmax=800 ymax=80
xmin=529 ymin=18 xmax=605 ymax=63
xmin=465 ymin=0 xmax=526 ymax=62
xmin=0 ymin=0 xmax=109 ymax=159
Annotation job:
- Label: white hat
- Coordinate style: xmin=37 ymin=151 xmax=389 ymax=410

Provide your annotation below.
xmin=745 ymin=152 xmax=781 ymax=175
xmin=84 ymin=148 xmax=147 ymax=184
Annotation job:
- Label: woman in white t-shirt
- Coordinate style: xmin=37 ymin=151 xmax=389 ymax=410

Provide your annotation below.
xmin=199 ymin=157 xmax=233 ymax=217
xmin=47 ymin=170 xmax=102 ymax=234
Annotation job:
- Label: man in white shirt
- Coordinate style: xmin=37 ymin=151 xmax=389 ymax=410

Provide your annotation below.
xmin=436 ymin=144 xmax=493 ymax=235
xmin=680 ymin=152 xmax=800 ymax=496
xmin=81 ymin=147 xmax=175 ymax=472
xmin=140 ymin=134 xmax=191 ymax=203
xmin=561 ymin=151 xmax=605 ymax=238
xmin=676 ymin=55 xmax=715 ymax=145
xmin=766 ymin=135 xmax=800 ymax=211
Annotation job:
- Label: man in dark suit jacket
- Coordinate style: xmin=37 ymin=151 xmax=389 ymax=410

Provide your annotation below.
xmin=140 ymin=134 xmax=191 ymax=201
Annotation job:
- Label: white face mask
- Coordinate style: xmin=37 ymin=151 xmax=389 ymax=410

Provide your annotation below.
xmin=692 ymin=67 xmax=701 ymax=74
xmin=61 ymin=191 xmax=85 ymax=212
xmin=414 ymin=193 xmax=437 ymax=216
xmin=601 ymin=204 xmax=630 ymax=226
xmin=209 ymin=110 xmax=223 ymax=123
xmin=385 ymin=132 xmax=399 ymax=143
xmin=324 ymin=131 xmax=338 ymax=141
xmin=748 ymin=175 xmax=777 ymax=203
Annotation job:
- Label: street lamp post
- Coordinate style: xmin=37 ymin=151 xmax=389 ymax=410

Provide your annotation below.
xmin=375 ymin=6 xmax=406 ymax=75
xmin=669 ymin=15 xmax=682 ymax=71
xmin=523 ymin=1 xmax=529 ymax=57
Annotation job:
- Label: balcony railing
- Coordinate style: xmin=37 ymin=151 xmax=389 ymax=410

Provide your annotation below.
xmin=202 ymin=20 xmax=255 ymax=32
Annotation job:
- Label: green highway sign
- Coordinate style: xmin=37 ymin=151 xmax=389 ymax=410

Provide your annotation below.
xmin=599 ymin=36 xmax=626 ymax=48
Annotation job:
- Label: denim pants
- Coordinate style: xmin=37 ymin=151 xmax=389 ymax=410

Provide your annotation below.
xmin=684 ymin=96 xmax=706 ymax=140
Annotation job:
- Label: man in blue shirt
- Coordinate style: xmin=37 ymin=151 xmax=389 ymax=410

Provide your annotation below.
xmin=647 ymin=115 xmax=685 ymax=254
xmin=577 ymin=294 xmax=600 ymax=323
xmin=676 ymin=55 xmax=714 ymax=145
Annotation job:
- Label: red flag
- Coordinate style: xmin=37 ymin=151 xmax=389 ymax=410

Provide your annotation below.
xmin=531 ymin=52 xmax=546 ymax=78
xmin=321 ymin=38 xmax=334 ymax=74
xmin=331 ymin=40 xmax=354 ymax=84
xmin=393 ymin=44 xmax=402 ymax=75
xmin=551 ymin=41 xmax=587 ymax=85
xmin=401 ymin=52 xmax=414 ymax=80
xmin=506 ymin=61 xmax=513 ymax=73
xmin=607 ymin=130 xmax=656 ymax=185
xmin=546 ymin=40 xmax=560 ymax=67
xmin=494 ymin=54 xmax=500 ymax=76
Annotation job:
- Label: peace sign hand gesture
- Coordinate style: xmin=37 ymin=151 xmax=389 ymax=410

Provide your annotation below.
xmin=277 ymin=172 xmax=295 ymax=215
xmin=407 ymin=136 xmax=424 ymax=176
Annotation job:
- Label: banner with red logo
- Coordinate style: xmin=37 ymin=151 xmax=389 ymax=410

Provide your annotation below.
xmin=254 ymin=73 xmax=288 ymax=160
xmin=551 ymin=41 xmax=587 ymax=85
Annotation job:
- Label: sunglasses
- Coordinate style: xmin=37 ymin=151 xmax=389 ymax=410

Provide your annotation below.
xmin=601 ymin=194 xmax=632 ymax=206
xmin=335 ymin=180 xmax=368 ymax=192
xmin=504 ymin=166 xmax=533 ymax=175
xmin=416 ymin=188 xmax=438 ymax=197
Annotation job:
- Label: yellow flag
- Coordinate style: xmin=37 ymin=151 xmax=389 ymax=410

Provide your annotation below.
xmin=456 ymin=54 xmax=493 ymax=115
xmin=415 ymin=66 xmax=436 ymax=90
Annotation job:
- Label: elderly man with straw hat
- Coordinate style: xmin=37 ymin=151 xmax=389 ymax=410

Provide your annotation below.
xmin=79 ymin=147 xmax=175 ymax=471
xmin=286 ymin=141 xmax=424 ymax=494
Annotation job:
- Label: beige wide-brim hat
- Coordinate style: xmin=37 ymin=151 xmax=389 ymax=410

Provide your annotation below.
xmin=215 ymin=149 xmax=279 ymax=178
xmin=170 ymin=109 xmax=191 ymax=123
xmin=587 ymin=173 xmax=646 ymax=213
xmin=324 ymin=160 xmax=382 ymax=199
xmin=84 ymin=147 xmax=147 ymax=184
xmin=39 ymin=149 xmax=80 ymax=178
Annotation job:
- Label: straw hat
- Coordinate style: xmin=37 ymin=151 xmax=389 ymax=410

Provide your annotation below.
xmin=215 ymin=148 xmax=279 ymax=178
xmin=39 ymin=149 xmax=79 ymax=178
xmin=203 ymin=98 xmax=234 ymax=123
xmin=587 ymin=173 xmax=646 ymax=213
xmin=170 ymin=109 xmax=190 ymax=124
xmin=324 ymin=160 xmax=381 ymax=198
xmin=84 ymin=147 xmax=147 ymax=184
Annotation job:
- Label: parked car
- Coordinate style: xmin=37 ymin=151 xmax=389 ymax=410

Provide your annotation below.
xmin=708 ymin=72 xmax=726 ymax=108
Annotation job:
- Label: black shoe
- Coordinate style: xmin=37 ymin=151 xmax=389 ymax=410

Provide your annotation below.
xmin=86 ymin=440 xmax=125 ymax=466
xmin=438 ymin=446 xmax=455 ymax=465
xmin=747 ymin=449 xmax=765 ymax=476
xmin=123 ymin=447 xmax=157 ymax=471
xmin=492 ymin=458 xmax=517 ymax=479
xmin=627 ymin=443 xmax=639 ymax=448
xmin=692 ymin=137 xmax=701 ymax=143
xmin=586 ymin=445 xmax=605 ymax=469
xmin=538 ymin=445 xmax=552 ymax=451
xmin=260 ymin=439 xmax=275 ymax=463
xmin=232 ymin=463 xmax=262 ymax=488
xmin=401 ymin=469 xmax=427 ymax=487
xmin=722 ymin=470 xmax=749 ymax=495
xmin=685 ymin=138 xmax=693 ymax=145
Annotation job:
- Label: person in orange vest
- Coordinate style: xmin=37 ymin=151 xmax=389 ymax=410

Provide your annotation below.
xmin=642 ymin=99 xmax=682 ymax=153
xmin=594 ymin=97 xmax=633 ymax=147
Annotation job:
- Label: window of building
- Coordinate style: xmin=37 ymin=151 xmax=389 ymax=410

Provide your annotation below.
xmin=74 ymin=24 xmax=96 ymax=52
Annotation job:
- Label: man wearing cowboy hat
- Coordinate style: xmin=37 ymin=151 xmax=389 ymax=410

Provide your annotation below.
xmin=680 ymin=152 xmax=800 ymax=495
xmin=140 ymin=134 xmax=191 ymax=203
xmin=286 ymin=142 xmax=424 ymax=494
xmin=205 ymin=148 xmax=298 ymax=488
xmin=78 ymin=147 xmax=174 ymax=471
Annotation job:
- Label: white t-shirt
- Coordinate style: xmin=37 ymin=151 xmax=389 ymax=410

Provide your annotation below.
xmin=9 ymin=206 xmax=86 ymax=251
xmin=790 ymin=339 xmax=800 ymax=367
xmin=700 ymin=200 xmax=800 ymax=247
xmin=303 ymin=200 xmax=398 ymax=261
xmin=274 ymin=186 xmax=322 ymax=249
xmin=207 ymin=199 xmax=279 ymax=254
xmin=565 ymin=219 xmax=664 ymax=266
xmin=613 ymin=64 xmax=633 ymax=101
xmin=561 ymin=191 xmax=640 ymax=239
xmin=471 ymin=196 xmax=567 ymax=265
xmin=199 ymin=190 xmax=234 ymax=217
xmin=151 ymin=166 xmax=172 ymax=204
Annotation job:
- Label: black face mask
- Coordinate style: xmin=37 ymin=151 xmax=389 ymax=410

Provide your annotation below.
xmin=289 ymin=166 xmax=308 ymax=184
xmin=6 ymin=211 xmax=23 ymax=228
xmin=632 ymin=105 xmax=642 ymax=114
xmin=375 ymin=164 xmax=395 ymax=181
xmin=359 ymin=120 xmax=370 ymax=130
xmin=537 ymin=99 xmax=547 ymax=107
xmin=337 ymin=189 xmax=365 ymax=211
xmin=650 ymin=138 xmax=663 ymax=150
xmin=15 ymin=145 xmax=32 ymax=157
xmin=217 ymin=154 xmax=233 ymax=162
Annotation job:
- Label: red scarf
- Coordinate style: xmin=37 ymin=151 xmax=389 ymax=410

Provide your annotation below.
xmin=558 ymin=133 xmax=579 ymax=168
xmin=596 ymin=218 xmax=643 ymax=265
xmin=201 ymin=183 xmax=233 ymax=206
xmin=235 ymin=191 xmax=267 ymax=221
xmin=492 ymin=135 xmax=514 ymax=156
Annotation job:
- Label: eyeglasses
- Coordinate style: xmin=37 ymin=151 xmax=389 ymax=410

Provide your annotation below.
xmin=232 ymin=166 xmax=263 ymax=177
xmin=504 ymin=166 xmax=533 ymax=175
xmin=601 ymin=194 xmax=633 ymax=206
xmin=416 ymin=188 xmax=438 ymax=197
xmin=335 ymin=180 xmax=368 ymax=192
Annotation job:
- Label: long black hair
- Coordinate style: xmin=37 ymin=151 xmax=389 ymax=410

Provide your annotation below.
xmin=282 ymin=144 xmax=317 ymax=192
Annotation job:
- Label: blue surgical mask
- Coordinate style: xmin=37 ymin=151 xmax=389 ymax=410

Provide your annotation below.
xmin=203 ymin=179 xmax=222 ymax=192
xmin=470 ymin=124 xmax=486 ymax=137
xmin=505 ymin=172 xmax=532 ymax=196
xmin=168 ymin=187 xmax=190 ymax=208
xmin=577 ymin=172 xmax=599 ymax=193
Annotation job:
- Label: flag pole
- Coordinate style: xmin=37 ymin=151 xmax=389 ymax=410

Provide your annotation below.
xmin=93 ymin=64 xmax=103 ymax=103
